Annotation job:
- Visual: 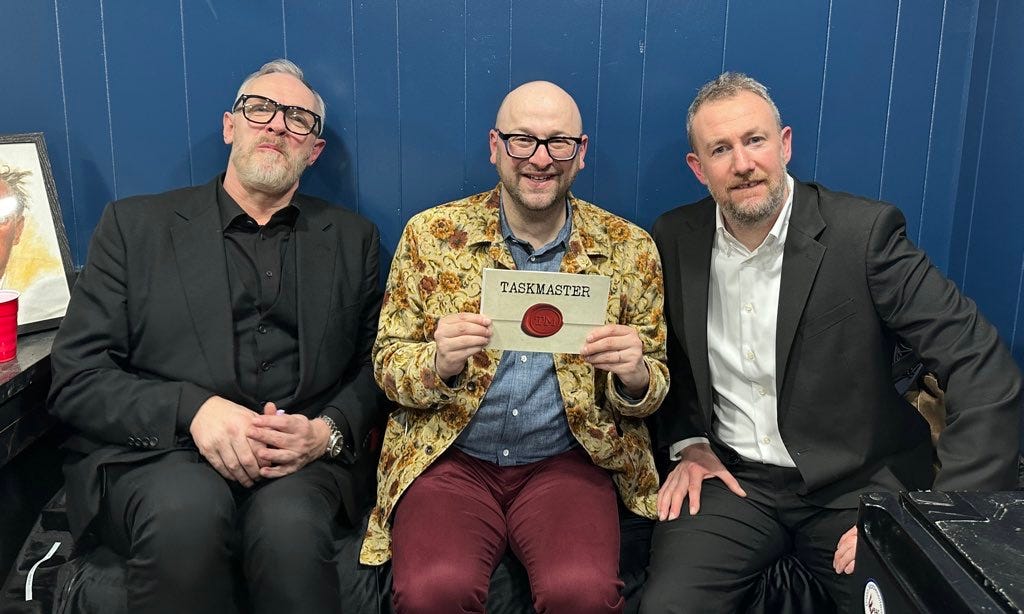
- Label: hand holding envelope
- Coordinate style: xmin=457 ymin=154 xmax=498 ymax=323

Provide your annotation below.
xmin=580 ymin=324 xmax=650 ymax=397
xmin=434 ymin=312 xmax=493 ymax=380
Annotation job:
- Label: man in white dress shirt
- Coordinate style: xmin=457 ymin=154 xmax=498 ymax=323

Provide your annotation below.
xmin=641 ymin=72 xmax=1022 ymax=612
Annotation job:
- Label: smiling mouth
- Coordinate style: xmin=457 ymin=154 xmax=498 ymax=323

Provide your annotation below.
xmin=731 ymin=179 xmax=763 ymax=191
xmin=523 ymin=173 xmax=557 ymax=184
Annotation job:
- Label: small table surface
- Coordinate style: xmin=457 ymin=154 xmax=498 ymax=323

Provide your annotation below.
xmin=0 ymin=329 xmax=57 ymax=467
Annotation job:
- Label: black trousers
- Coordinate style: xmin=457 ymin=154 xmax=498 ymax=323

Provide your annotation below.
xmin=96 ymin=449 xmax=346 ymax=614
xmin=640 ymin=459 xmax=857 ymax=613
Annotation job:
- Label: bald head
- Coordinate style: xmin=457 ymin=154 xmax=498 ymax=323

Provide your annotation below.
xmin=495 ymin=81 xmax=583 ymax=135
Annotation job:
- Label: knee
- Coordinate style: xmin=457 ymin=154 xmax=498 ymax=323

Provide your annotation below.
xmin=532 ymin=565 xmax=623 ymax=614
xmin=131 ymin=479 xmax=234 ymax=552
xmin=639 ymin=574 xmax=695 ymax=614
xmin=242 ymin=495 xmax=336 ymax=562
xmin=393 ymin=563 xmax=487 ymax=614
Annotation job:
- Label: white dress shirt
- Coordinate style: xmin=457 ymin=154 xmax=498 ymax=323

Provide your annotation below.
xmin=671 ymin=175 xmax=797 ymax=467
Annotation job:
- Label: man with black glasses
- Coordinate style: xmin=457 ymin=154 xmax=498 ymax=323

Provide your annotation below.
xmin=49 ymin=59 xmax=383 ymax=614
xmin=362 ymin=81 xmax=669 ymax=614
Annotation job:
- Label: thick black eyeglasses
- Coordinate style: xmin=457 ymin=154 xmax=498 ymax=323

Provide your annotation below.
xmin=233 ymin=94 xmax=322 ymax=136
xmin=495 ymin=130 xmax=583 ymax=161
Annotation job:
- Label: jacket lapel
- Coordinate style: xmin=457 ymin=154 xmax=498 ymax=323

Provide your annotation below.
xmin=170 ymin=179 xmax=242 ymax=399
xmin=776 ymin=182 xmax=826 ymax=401
xmin=292 ymin=200 xmax=337 ymax=399
xmin=680 ymin=202 xmax=716 ymax=424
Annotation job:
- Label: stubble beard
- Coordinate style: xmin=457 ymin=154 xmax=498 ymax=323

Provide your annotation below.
xmin=498 ymin=164 xmax=577 ymax=223
xmin=230 ymin=138 xmax=308 ymax=195
xmin=716 ymin=165 xmax=788 ymax=228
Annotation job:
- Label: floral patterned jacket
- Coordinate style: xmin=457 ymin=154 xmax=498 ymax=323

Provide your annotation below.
xmin=360 ymin=187 xmax=668 ymax=565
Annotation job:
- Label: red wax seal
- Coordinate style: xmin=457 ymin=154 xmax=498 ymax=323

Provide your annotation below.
xmin=521 ymin=303 xmax=563 ymax=337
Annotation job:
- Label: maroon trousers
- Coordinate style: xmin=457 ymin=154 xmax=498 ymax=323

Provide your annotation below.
xmin=391 ymin=447 xmax=624 ymax=613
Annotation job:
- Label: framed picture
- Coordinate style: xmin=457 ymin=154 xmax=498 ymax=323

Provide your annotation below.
xmin=0 ymin=133 xmax=74 ymax=334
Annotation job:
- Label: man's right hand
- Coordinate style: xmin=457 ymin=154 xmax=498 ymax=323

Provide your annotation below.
xmin=433 ymin=313 xmax=492 ymax=380
xmin=189 ymin=396 xmax=263 ymax=487
xmin=657 ymin=442 xmax=747 ymax=521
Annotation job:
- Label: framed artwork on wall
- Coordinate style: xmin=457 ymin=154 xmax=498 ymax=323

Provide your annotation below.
xmin=0 ymin=132 xmax=74 ymax=334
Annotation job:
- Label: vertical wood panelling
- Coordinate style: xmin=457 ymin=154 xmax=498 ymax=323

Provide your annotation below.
xmin=954 ymin=0 xmax=1024 ymax=362
xmin=634 ymin=0 xmax=727 ymax=231
xmin=590 ymin=0 xmax=647 ymax=221
xmin=102 ymin=1 xmax=190 ymax=197
xmin=1 ymin=2 xmax=81 ymax=260
xmin=283 ymin=1 xmax=360 ymax=212
xmin=915 ymin=0 xmax=979 ymax=271
xmin=877 ymin=1 xmax=941 ymax=246
xmin=397 ymin=0 xmax=466 ymax=217
xmin=351 ymin=1 xmax=402 ymax=253
xmin=180 ymin=1 xmax=285 ymax=186
xmin=3 ymin=0 xmax=1021 ymax=374
xmin=54 ymin=1 xmax=115 ymax=265
xmin=721 ymin=1 xmax=830 ymax=181
xmin=507 ymin=0 xmax=603 ymax=205
xmin=815 ymin=1 xmax=898 ymax=198
xmin=464 ymin=0 xmax=512 ymax=195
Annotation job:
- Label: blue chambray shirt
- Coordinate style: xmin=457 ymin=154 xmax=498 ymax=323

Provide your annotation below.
xmin=454 ymin=199 xmax=577 ymax=465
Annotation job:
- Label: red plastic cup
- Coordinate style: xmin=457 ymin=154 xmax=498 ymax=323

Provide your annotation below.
xmin=0 ymin=290 xmax=18 ymax=362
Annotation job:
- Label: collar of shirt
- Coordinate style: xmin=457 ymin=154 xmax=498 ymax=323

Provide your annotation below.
xmin=497 ymin=195 xmax=573 ymax=258
xmin=713 ymin=174 xmax=795 ymax=259
xmin=217 ymin=178 xmax=300 ymax=232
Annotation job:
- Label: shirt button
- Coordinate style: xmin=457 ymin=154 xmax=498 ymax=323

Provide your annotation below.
xmin=520 ymin=355 xmax=528 ymax=363
xmin=744 ymin=303 xmax=753 ymax=313
xmin=758 ymin=388 xmax=767 ymax=396
xmin=265 ymin=270 xmax=274 ymax=278
xmin=502 ymin=449 xmax=510 ymax=457
xmin=746 ymin=350 xmax=755 ymax=360
xmin=257 ymin=324 xmax=268 ymax=334
xmin=260 ymin=361 xmax=272 ymax=371
xmin=762 ymin=436 xmax=771 ymax=445
xmin=512 ymin=409 xmax=519 ymax=417
xmin=529 ymin=256 xmax=536 ymax=262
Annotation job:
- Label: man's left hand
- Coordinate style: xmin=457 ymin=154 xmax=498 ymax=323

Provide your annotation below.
xmin=833 ymin=525 xmax=858 ymax=574
xmin=580 ymin=324 xmax=649 ymax=397
xmin=247 ymin=402 xmax=331 ymax=479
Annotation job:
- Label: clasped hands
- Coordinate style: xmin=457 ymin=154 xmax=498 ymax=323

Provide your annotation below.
xmin=433 ymin=312 xmax=650 ymax=396
xmin=658 ymin=442 xmax=858 ymax=575
xmin=188 ymin=397 xmax=330 ymax=487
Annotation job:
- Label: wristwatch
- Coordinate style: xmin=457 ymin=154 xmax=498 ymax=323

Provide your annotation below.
xmin=317 ymin=415 xmax=345 ymax=459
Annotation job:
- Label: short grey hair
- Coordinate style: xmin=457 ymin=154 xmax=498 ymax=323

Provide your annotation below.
xmin=0 ymin=164 xmax=30 ymax=215
xmin=234 ymin=58 xmax=327 ymax=132
xmin=686 ymin=72 xmax=782 ymax=149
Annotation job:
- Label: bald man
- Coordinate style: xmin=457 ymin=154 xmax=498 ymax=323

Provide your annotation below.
xmin=361 ymin=81 xmax=669 ymax=613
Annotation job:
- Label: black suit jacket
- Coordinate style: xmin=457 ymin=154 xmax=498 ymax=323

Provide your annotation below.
xmin=652 ymin=180 xmax=1021 ymax=507
xmin=48 ymin=176 xmax=384 ymax=536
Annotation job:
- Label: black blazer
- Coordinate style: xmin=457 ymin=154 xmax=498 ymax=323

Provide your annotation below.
xmin=48 ymin=176 xmax=384 ymax=536
xmin=652 ymin=180 xmax=1021 ymax=507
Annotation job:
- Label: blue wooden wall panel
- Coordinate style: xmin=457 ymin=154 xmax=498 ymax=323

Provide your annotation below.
xmin=950 ymin=0 xmax=995 ymax=289
xmin=285 ymin=1 xmax=360 ymax=211
xmin=589 ymin=0 xmax=647 ymax=221
xmin=955 ymin=0 xmax=1024 ymax=363
xmin=181 ymin=0 xmax=285 ymax=187
xmin=914 ymin=0 xmax=979 ymax=271
xmin=397 ymin=0 xmax=467 ymax=216
xmin=102 ymin=1 xmax=191 ymax=198
xmin=815 ymin=1 xmax=898 ymax=198
xmin=464 ymin=0 xmax=512 ymax=196
xmin=1 ymin=1 xmax=81 ymax=261
xmin=351 ymin=1 xmax=402 ymax=254
xmin=634 ymin=0 xmax=726 ymax=231
xmin=55 ymin=1 xmax=115 ymax=265
xmin=3 ymin=0 xmax=1022 ymax=376
xmin=508 ymin=0 xmax=603 ymax=206
xmin=722 ymin=0 xmax=829 ymax=182
xmin=877 ymin=1 xmax=941 ymax=248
